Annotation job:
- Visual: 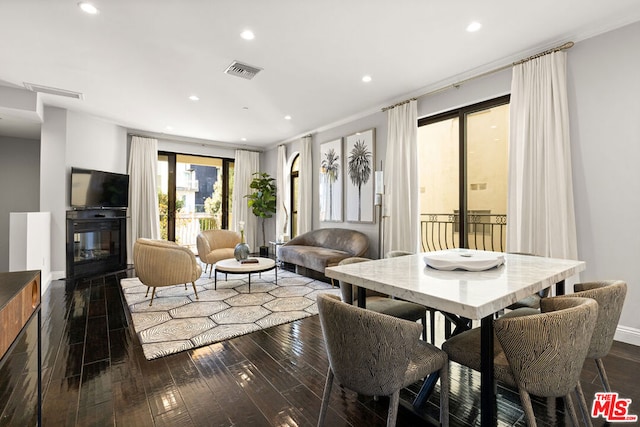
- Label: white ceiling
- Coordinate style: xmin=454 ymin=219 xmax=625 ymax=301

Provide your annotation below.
xmin=2 ymin=0 xmax=640 ymax=147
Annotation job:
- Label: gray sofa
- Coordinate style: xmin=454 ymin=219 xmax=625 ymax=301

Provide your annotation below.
xmin=278 ymin=228 xmax=369 ymax=277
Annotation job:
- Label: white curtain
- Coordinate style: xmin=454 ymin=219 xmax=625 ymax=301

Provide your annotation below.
xmin=232 ymin=150 xmax=260 ymax=250
xmin=507 ymin=51 xmax=578 ymax=259
xmin=276 ymin=145 xmax=289 ymax=240
xmin=298 ymin=135 xmax=313 ymax=235
xmin=127 ymin=136 xmax=160 ymax=263
xmin=384 ymin=100 xmax=419 ymax=255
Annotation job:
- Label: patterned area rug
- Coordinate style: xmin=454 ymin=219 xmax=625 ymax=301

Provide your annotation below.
xmin=120 ymin=268 xmax=340 ymax=360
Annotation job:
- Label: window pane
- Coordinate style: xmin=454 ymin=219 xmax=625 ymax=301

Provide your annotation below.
xmin=292 ymin=174 xmax=299 ymax=238
xmin=174 ymin=155 xmax=223 ymax=250
xmin=418 ymin=97 xmax=509 ymax=252
xmin=418 ymin=117 xmax=460 ymax=250
xmin=466 ymin=104 xmax=509 ymax=251
xmin=158 ymin=153 xmax=232 ymax=254
xmin=290 ymin=154 xmax=300 ymax=238
xmin=291 ymin=155 xmax=299 ymax=173
xmin=228 ymin=162 xmax=234 ymax=227
xmin=157 ymin=154 xmax=169 ymax=240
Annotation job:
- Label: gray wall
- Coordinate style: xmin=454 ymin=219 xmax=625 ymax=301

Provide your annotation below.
xmin=568 ymin=21 xmax=640 ymax=340
xmin=269 ymin=21 xmax=640 ymax=344
xmin=268 ymin=113 xmax=388 ymax=259
xmin=0 ymin=136 xmax=40 ymax=271
xmin=156 ymin=137 xmax=236 ymax=159
xmin=40 ymin=107 xmax=68 ymax=277
xmin=38 ymin=109 xmax=239 ymax=277
xmin=39 ymin=107 xmax=129 ymax=277
xmin=40 ymin=107 xmax=126 ymax=279
xmin=270 ymin=70 xmax=511 ymax=260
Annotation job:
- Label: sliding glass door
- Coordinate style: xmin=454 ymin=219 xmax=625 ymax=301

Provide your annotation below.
xmin=157 ymin=152 xmax=234 ymax=252
xmin=290 ymin=154 xmax=300 ymax=239
xmin=417 ymin=96 xmax=509 ymax=251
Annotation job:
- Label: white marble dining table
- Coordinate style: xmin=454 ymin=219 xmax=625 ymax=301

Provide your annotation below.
xmin=324 ymin=249 xmax=586 ymax=426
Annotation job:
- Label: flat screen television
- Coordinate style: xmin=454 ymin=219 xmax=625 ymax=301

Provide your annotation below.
xmin=70 ymin=167 xmax=129 ymax=209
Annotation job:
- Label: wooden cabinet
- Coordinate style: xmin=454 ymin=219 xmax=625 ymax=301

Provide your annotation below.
xmin=0 ymin=270 xmax=41 ymax=426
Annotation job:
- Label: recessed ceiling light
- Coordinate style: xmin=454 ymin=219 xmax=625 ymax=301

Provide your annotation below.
xmin=189 ymin=95 xmax=199 ymax=101
xmin=466 ymin=21 xmax=482 ymax=32
xmin=284 ymin=115 xmax=292 ymax=120
xmin=240 ymin=30 xmax=255 ymax=40
xmin=166 ymin=126 xmax=174 ymax=131
xmin=241 ymin=138 xmax=247 ymax=141
xmin=362 ymin=75 xmax=372 ymax=83
xmin=78 ymin=2 xmax=99 ymax=14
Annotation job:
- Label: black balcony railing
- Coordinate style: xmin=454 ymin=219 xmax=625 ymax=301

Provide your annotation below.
xmin=420 ymin=212 xmax=507 ymax=252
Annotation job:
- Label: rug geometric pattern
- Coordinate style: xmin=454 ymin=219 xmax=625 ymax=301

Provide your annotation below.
xmin=120 ymin=268 xmax=341 ymax=360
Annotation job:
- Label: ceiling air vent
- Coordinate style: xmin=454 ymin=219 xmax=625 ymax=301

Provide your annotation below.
xmin=224 ymin=61 xmax=262 ymax=80
xmin=23 ymin=82 xmax=84 ymax=100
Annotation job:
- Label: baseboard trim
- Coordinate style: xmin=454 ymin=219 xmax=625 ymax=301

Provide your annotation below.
xmin=614 ymin=325 xmax=640 ymax=346
xmin=41 ymin=271 xmax=53 ymax=297
xmin=51 ymin=270 xmax=65 ymax=280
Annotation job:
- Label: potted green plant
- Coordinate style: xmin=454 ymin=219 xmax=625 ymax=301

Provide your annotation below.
xmin=245 ymin=172 xmax=277 ymax=256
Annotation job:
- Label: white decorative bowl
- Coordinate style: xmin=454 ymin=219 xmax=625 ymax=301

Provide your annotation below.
xmin=423 ymin=250 xmax=505 ymax=271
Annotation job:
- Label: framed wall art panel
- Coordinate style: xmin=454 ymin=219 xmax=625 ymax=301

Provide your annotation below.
xmin=319 ymin=138 xmax=343 ymax=222
xmin=345 ymin=128 xmax=375 ymax=223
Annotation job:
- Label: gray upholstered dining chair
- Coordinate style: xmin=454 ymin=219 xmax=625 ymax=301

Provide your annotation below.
xmin=385 ymin=250 xmax=414 ymax=258
xmin=505 ymin=287 xmax=550 ymax=310
xmin=504 ymin=252 xmax=550 ymax=311
xmin=386 ymin=250 xmax=438 ymax=344
xmin=442 ymin=296 xmax=598 ymax=427
xmin=338 ymin=257 xmax=429 ymax=341
xmin=316 ymin=293 xmax=449 ymax=427
xmin=566 ymin=280 xmax=627 ymax=392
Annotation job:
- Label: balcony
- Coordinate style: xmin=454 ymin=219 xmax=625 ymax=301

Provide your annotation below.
xmin=160 ymin=212 xmax=220 ymax=254
xmin=420 ymin=212 xmax=507 ymax=252
xmin=177 ymin=178 xmax=199 ymax=192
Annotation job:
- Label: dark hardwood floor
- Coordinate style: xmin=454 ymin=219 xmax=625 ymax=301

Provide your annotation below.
xmin=28 ymin=269 xmax=640 ymax=426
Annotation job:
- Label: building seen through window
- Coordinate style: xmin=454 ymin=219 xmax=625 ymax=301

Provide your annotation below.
xmin=158 ymin=153 xmax=233 ymax=253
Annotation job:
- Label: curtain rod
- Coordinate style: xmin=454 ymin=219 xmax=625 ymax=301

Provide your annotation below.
xmin=381 ymin=41 xmax=574 ymax=112
xmin=127 ymin=132 xmax=263 ymax=152
xmin=513 ymin=41 xmax=574 ymax=65
xmin=236 ymin=148 xmax=262 ymax=153
xmin=381 ymin=98 xmax=417 ymax=112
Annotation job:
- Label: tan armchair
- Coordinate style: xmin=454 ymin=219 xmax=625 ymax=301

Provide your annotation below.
xmin=133 ymin=238 xmax=202 ymax=306
xmin=196 ymin=229 xmax=241 ymax=276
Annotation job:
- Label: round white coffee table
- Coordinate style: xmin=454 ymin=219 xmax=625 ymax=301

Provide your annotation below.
xmin=214 ymin=257 xmax=277 ymax=292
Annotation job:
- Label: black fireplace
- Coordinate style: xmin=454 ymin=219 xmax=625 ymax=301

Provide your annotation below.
xmin=66 ymin=209 xmax=127 ymax=279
